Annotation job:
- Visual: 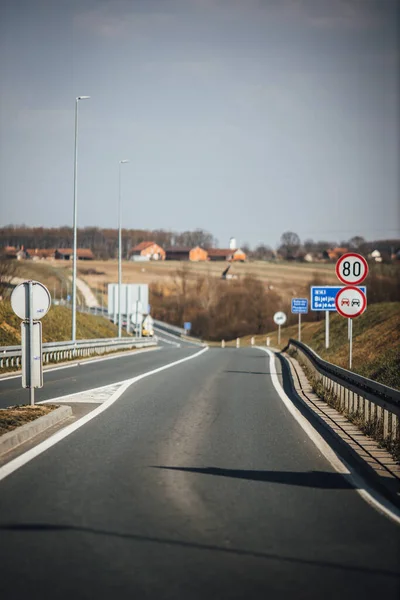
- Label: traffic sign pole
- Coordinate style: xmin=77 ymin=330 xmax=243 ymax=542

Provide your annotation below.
xmin=349 ymin=318 xmax=353 ymax=369
xmin=298 ymin=314 xmax=301 ymax=342
xmin=28 ymin=281 xmax=34 ymax=405
xmin=325 ymin=311 xmax=329 ymax=349
xmin=278 ymin=324 xmax=281 ymax=345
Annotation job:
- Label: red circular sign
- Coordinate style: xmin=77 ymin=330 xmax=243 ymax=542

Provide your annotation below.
xmin=335 ymin=286 xmax=367 ymax=318
xmin=335 ymin=253 xmax=368 ymax=285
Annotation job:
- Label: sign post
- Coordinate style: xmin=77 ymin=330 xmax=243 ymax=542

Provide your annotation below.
xmin=273 ymin=311 xmax=287 ymax=345
xmin=334 ymin=253 xmax=368 ymax=370
xmin=184 ymin=322 xmax=192 ymax=336
xmin=336 ymin=253 xmax=369 ymax=286
xmin=335 ymin=286 xmax=367 ymax=369
xmin=325 ymin=311 xmax=329 ymax=349
xmin=291 ymin=298 xmax=308 ymax=342
xmin=311 ymin=285 xmax=366 ymax=349
xmin=11 ymin=281 xmax=51 ymax=405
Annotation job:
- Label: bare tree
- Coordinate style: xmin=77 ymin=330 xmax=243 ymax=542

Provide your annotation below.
xmin=0 ymin=251 xmax=19 ymax=298
xmin=279 ymin=231 xmax=301 ymax=259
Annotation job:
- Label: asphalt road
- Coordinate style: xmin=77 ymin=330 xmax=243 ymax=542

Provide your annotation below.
xmin=0 ymin=346 xmax=399 ymax=599
xmin=0 ymin=333 xmax=197 ymax=409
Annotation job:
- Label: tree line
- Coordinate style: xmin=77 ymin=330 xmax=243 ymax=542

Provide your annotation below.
xmin=0 ymin=226 xmax=217 ymax=260
xmin=1 ymin=225 xmax=398 ymax=262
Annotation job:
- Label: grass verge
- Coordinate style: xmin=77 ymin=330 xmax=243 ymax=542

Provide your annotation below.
xmin=0 ymin=404 xmax=59 ymax=436
xmin=289 ymin=349 xmax=400 ymax=463
xmin=0 ymin=301 xmax=129 ymax=346
xmin=218 ymin=302 xmax=400 ymax=390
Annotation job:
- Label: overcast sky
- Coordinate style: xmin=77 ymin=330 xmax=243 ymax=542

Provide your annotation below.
xmin=0 ymin=0 xmax=399 ymax=248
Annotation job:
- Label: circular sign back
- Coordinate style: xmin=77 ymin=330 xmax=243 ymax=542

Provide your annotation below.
xmin=11 ymin=281 xmax=51 ymax=320
xmin=336 ymin=253 xmax=368 ymax=285
xmin=335 ymin=286 xmax=367 ymax=318
xmin=273 ymin=311 xmax=287 ymax=325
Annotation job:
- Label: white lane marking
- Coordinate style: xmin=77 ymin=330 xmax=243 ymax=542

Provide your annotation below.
xmin=257 ymin=347 xmax=400 ymax=526
xmin=0 ymin=346 xmax=159 ymax=382
xmin=38 ymin=383 xmax=122 ymax=405
xmin=156 ymin=335 xmax=181 ymax=348
xmin=0 ymin=346 xmax=209 ymax=482
xmin=154 ymin=327 xmax=204 ymax=347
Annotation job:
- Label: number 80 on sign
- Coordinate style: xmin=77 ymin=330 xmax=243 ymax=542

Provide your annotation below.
xmin=335 ymin=253 xmax=368 ymax=285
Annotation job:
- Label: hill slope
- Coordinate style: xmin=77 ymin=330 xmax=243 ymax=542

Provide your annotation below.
xmin=229 ymin=302 xmax=400 ymax=389
xmin=0 ymin=302 xmax=123 ymax=345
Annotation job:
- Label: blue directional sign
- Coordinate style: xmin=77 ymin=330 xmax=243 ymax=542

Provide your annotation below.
xmin=184 ymin=322 xmax=192 ymax=331
xmin=291 ymin=298 xmax=308 ymax=314
xmin=311 ymin=286 xmax=366 ymax=311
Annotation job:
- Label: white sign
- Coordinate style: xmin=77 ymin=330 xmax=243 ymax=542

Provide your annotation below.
xmin=336 ymin=253 xmax=368 ymax=285
xmin=273 ymin=311 xmax=287 ymax=325
xmin=11 ymin=281 xmax=51 ymax=320
xmin=108 ymin=283 xmax=149 ymax=315
xmin=335 ymin=286 xmax=367 ymax=318
xmin=130 ymin=301 xmax=144 ymax=325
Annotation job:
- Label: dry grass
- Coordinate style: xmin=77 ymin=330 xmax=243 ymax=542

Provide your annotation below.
xmin=0 ymin=301 xmax=127 ymax=346
xmin=0 ymin=404 xmax=58 ymax=435
xmin=74 ymin=259 xmax=337 ymax=304
xmin=217 ymin=302 xmax=400 ymax=389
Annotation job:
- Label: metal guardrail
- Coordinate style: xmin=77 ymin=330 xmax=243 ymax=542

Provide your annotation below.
xmin=153 ymin=320 xmax=185 ymax=337
xmin=0 ymin=337 xmax=156 ymax=370
xmin=286 ymin=338 xmax=400 ymax=443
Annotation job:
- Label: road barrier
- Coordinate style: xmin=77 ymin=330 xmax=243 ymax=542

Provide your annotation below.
xmin=0 ymin=337 xmax=156 ymax=371
xmin=285 ymin=339 xmax=400 ymax=447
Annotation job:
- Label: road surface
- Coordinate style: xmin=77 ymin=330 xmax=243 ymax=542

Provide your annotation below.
xmin=0 ymin=333 xmax=194 ymax=409
xmin=0 ymin=345 xmax=399 ymax=599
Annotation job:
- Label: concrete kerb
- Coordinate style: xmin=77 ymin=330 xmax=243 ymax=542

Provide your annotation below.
xmin=0 ymin=405 xmax=72 ymax=457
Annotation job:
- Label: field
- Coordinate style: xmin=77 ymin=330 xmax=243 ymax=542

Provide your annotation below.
xmin=10 ymin=258 xmax=337 ymax=306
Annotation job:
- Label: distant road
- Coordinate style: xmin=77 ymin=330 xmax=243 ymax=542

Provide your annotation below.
xmin=0 ymin=346 xmax=399 ymax=599
xmin=0 ymin=335 xmax=196 ymax=409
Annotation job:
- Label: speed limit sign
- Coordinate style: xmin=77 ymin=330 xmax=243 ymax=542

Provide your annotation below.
xmin=336 ymin=253 xmax=368 ymax=285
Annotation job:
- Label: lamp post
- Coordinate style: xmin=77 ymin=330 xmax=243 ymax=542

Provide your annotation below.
xmin=72 ymin=95 xmax=90 ymax=343
xmin=118 ymin=160 xmax=130 ymax=338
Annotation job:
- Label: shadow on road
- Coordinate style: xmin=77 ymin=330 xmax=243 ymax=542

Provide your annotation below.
xmin=224 ymin=370 xmax=272 ymax=375
xmin=1 ymin=523 xmax=398 ymax=579
xmin=153 ymin=466 xmax=355 ymax=489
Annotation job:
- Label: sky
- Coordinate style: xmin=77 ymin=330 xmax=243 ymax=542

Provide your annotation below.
xmin=0 ymin=0 xmax=399 ymax=249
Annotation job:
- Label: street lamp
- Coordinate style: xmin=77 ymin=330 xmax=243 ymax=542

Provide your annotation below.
xmin=118 ymin=159 xmax=130 ymax=338
xmin=72 ymin=95 xmax=90 ymax=343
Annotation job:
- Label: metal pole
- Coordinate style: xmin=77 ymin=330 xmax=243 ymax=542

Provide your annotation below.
xmin=28 ymin=281 xmax=34 ymax=405
xmin=72 ymin=96 xmax=90 ymax=342
xmin=298 ymin=313 xmax=301 ymax=342
xmin=118 ymin=160 xmax=129 ymax=338
xmin=325 ymin=310 xmax=329 ymax=349
xmin=118 ymin=162 xmax=122 ymax=338
xmin=278 ymin=324 xmax=281 ymax=345
xmin=72 ymin=98 xmax=79 ymax=342
xmin=126 ymin=285 xmax=130 ymax=334
xmin=349 ymin=318 xmax=353 ymax=369
xmin=348 ymin=317 xmax=351 ymax=340
xmin=135 ymin=300 xmax=139 ymax=338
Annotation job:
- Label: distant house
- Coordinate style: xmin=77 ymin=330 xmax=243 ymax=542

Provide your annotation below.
xmin=55 ymin=248 xmax=94 ymax=260
xmin=323 ymin=247 xmax=349 ymax=261
xmin=130 ymin=241 xmax=165 ymax=261
xmin=207 ymin=248 xmax=246 ymax=262
xmin=165 ymin=246 xmax=208 ymax=261
xmin=369 ymin=249 xmax=382 ymax=263
xmin=2 ymin=246 xmax=17 ymax=258
xmin=26 ymin=248 xmax=56 ymax=260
